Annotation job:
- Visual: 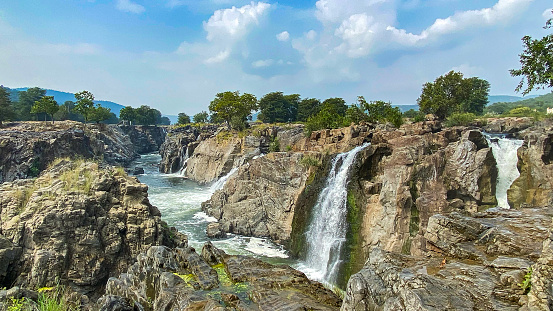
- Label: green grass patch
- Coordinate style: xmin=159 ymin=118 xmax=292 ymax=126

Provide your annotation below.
xmin=300 ymin=156 xmax=321 ymax=168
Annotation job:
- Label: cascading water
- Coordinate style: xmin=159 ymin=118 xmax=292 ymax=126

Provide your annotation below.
xmin=178 ymin=148 xmax=189 ymax=176
xmin=302 ymin=143 xmax=369 ymax=285
xmin=484 ymin=133 xmax=524 ymax=209
xmin=209 ymin=167 xmax=239 ymax=193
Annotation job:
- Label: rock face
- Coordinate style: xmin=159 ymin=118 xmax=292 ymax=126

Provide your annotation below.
xmin=341 ymin=207 xmax=553 ymax=311
xmin=99 ymin=243 xmax=342 ymax=311
xmin=119 ymin=125 xmax=167 ymax=154
xmin=0 ymin=122 xmax=140 ymax=183
xmin=0 ymin=159 xmax=186 ymax=298
xmin=508 ymin=120 xmax=553 ymax=208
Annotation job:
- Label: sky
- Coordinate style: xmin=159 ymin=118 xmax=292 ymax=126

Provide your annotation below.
xmin=0 ymin=0 xmax=552 ymax=115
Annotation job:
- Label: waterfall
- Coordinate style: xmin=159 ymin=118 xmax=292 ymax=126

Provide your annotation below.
xmin=209 ymin=167 xmax=239 ymax=193
xmin=177 ymin=148 xmax=189 ymax=176
xmin=484 ymin=133 xmax=523 ymax=209
xmin=302 ymin=143 xmax=369 ymax=285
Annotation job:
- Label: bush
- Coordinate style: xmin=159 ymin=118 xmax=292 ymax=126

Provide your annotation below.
xmin=444 ymin=112 xmax=477 ymax=127
xmin=503 ymin=106 xmax=543 ymax=119
xmin=269 ymin=137 xmax=280 ymax=152
xmin=300 ymin=156 xmax=321 ymax=167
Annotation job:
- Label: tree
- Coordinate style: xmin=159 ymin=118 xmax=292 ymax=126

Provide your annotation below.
xmin=177 ymin=113 xmax=191 ymax=125
xmin=322 ymin=98 xmax=347 ymax=116
xmin=345 ymin=104 xmax=368 ymax=124
xmin=417 ymin=71 xmax=489 ymax=119
xmin=510 ymin=12 xmax=553 ymax=95
xmin=208 ymin=91 xmax=257 ymax=129
xmin=88 ymin=105 xmax=112 ymax=123
xmin=15 ymin=87 xmax=46 ymax=121
xmin=297 ymin=98 xmax=321 ymax=122
xmin=0 ymin=86 xmax=15 ymax=126
xmin=119 ymin=106 xmax=136 ymax=124
xmin=31 ymin=96 xmax=59 ymax=123
xmin=74 ymin=90 xmax=95 ymax=123
xmin=258 ymin=92 xmax=298 ymax=123
xmin=159 ymin=116 xmax=171 ymax=125
xmin=193 ymin=111 xmax=209 ymax=123
xmin=134 ymin=105 xmax=161 ymax=125
xmin=305 ymin=101 xmax=349 ymax=134
xmin=358 ymin=97 xmax=403 ymax=127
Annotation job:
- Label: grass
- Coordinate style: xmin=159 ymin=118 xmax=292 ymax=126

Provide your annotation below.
xmin=300 ymin=156 xmax=322 ymax=168
xmin=58 ymin=160 xmax=97 ymax=194
xmin=4 ymin=286 xmax=77 ymax=311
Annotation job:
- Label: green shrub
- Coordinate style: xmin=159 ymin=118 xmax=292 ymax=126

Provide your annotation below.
xmin=269 ymin=137 xmax=280 ymax=152
xmin=518 ymin=267 xmax=532 ymax=294
xmin=503 ymin=106 xmax=543 ymax=119
xmin=444 ymin=112 xmax=477 ymax=127
xmin=300 ymin=156 xmax=321 ymax=167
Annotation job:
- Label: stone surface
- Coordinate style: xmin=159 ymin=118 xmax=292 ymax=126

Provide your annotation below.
xmin=119 ymin=125 xmax=166 ymax=154
xmin=99 ymin=244 xmax=342 ymax=311
xmin=0 ymin=159 xmax=186 ymax=298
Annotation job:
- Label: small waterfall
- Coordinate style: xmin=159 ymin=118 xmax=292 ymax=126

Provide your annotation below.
xmin=484 ymin=133 xmax=524 ymax=209
xmin=178 ymin=148 xmax=189 ymax=176
xmin=209 ymin=167 xmax=239 ymax=193
xmin=302 ymin=143 xmax=369 ymax=285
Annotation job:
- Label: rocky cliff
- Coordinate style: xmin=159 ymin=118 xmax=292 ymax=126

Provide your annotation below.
xmin=0 ymin=122 xmax=165 ymax=183
xmin=0 ymin=158 xmax=186 ymax=302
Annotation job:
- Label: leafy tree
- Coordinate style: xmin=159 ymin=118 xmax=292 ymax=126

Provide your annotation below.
xmin=15 ymin=87 xmax=46 ymax=121
xmin=0 ymin=86 xmax=15 ymax=126
xmin=417 ymin=71 xmax=489 ymax=119
xmin=403 ymin=109 xmax=425 ymax=122
xmin=258 ymin=92 xmax=298 ymax=123
xmin=208 ymin=91 xmax=257 ymax=129
xmin=31 ymin=96 xmax=59 ymax=123
xmin=305 ymin=101 xmax=349 ymax=134
xmin=74 ymin=90 xmax=95 ymax=123
xmin=88 ymin=105 xmax=112 ymax=123
xmin=159 ymin=116 xmax=171 ymax=125
xmin=177 ymin=113 xmax=191 ymax=125
xmin=297 ymin=98 xmax=321 ymax=122
xmin=119 ymin=106 xmax=136 ymax=124
xmin=345 ymin=104 xmax=368 ymax=124
xmin=510 ymin=12 xmax=553 ymax=95
xmin=135 ymin=105 xmax=161 ymax=125
xmin=322 ymin=98 xmax=347 ymax=116
xmin=193 ymin=111 xmax=209 ymax=123
xmin=358 ymin=97 xmax=404 ymax=127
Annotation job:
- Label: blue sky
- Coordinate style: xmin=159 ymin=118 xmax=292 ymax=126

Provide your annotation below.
xmin=0 ymin=0 xmax=551 ymax=115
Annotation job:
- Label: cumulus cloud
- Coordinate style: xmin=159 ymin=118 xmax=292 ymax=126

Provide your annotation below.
xmin=204 ymin=49 xmax=231 ymax=64
xmin=315 ymin=0 xmax=393 ymax=24
xmin=387 ymin=0 xmax=533 ymax=46
xmin=203 ymin=2 xmax=271 ymax=41
xmin=335 ymin=13 xmax=382 ymax=57
xmin=276 ymin=31 xmax=290 ymax=42
xmin=544 ymin=8 xmax=553 ymax=20
xmin=252 ymin=59 xmax=274 ymax=67
xmin=116 ymin=0 xmax=145 ymax=14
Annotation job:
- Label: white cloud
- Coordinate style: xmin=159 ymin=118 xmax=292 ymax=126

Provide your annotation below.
xmin=544 ymin=8 xmax=553 ymax=20
xmin=387 ymin=0 xmax=533 ymax=46
xmin=203 ymin=2 xmax=271 ymax=41
xmin=315 ymin=0 xmax=392 ymax=24
xmin=335 ymin=13 xmax=381 ymax=57
xmin=252 ymin=59 xmax=273 ymax=67
xmin=204 ymin=49 xmax=231 ymax=64
xmin=116 ymin=0 xmax=145 ymax=14
xmin=305 ymin=30 xmax=317 ymax=40
xmin=276 ymin=31 xmax=290 ymax=42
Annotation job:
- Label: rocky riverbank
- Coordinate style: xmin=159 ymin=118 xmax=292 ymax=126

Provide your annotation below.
xmin=0 ymin=121 xmax=166 ymax=183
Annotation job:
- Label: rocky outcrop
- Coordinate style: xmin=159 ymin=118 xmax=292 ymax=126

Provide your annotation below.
xmin=0 ymin=159 xmax=186 ymax=299
xmin=0 ymin=122 xmax=139 ymax=183
xmin=99 ymin=243 xmax=341 ymax=310
xmin=483 ymin=117 xmax=534 ymax=134
xmin=119 ymin=125 xmax=167 ymax=154
xmin=341 ymin=207 xmax=553 ymax=311
xmin=508 ymin=120 xmax=553 ymax=208
xmin=202 ymin=151 xmax=326 ymax=244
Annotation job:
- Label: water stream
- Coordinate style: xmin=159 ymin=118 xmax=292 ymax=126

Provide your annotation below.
xmin=484 ymin=133 xmax=524 ymax=209
xmin=299 ymin=143 xmax=370 ymax=285
xmin=130 ymin=154 xmax=291 ymax=262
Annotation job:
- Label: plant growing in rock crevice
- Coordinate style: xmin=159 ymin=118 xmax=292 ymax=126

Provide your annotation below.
xmin=518 ymin=267 xmax=533 ymax=294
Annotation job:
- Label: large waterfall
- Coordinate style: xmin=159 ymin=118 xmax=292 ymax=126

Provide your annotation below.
xmin=484 ymin=133 xmax=524 ymax=209
xmin=302 ymin=143 xmax=369 ymax=285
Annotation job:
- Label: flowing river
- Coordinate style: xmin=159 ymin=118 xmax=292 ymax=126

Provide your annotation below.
xmin=130 ymin=154 xmax=294 ymax=265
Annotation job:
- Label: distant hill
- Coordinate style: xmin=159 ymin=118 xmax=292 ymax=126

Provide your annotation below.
xmin=486 ymin=92 xmax=553 ymax=114
xmin=488 ymin=95 xmax=539 ymax=105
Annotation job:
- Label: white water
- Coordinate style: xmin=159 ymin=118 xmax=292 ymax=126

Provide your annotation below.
xmin=300 ymin=143 xmax=369 ymax=285
xmin=177 ymin=148 xmax=189 ymax=176
xmin=484 ymin=133 xmax=524 ymax=209
xmin=131 ymin=154 xmax=290 ymax=262
xmin=209 ymin=167 xmax=239 ymax=193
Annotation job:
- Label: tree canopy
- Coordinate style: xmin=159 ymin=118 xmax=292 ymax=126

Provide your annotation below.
xmin=117 ymin=105 xmax=166 ymax=125
xmin=0 ymin=86 xmax=15 ymax=126
xmin=88 ymin=105 xmax=112 ymax=124
xmin=258 ymin=92 xmax=299 ymax=123
xmin=193 ymin=111 xmax=209 ymax=123
xmin=208 ymin=91 xmax=257 ymax=129
xmin=15 ymin=87 xmax=47 ymax=121
xmin=510 ymin=12 xmax=553 ymax=95
xmin=417 ymin=71 xmax=490 ymax=119
xmin=177 ymin=113 xmax=191 ymax=125
xmin=74 ymin=90 xmax=95 ymax=123
xmin=297 ymin=98 xmax=321 ymax=122
xmin=31 ymin=96 xmax=59 ymax=123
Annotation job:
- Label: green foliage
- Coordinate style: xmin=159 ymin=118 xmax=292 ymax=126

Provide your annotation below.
xmin=285 ymin=145 xmax=292 ymax=151
xmin=486 ymin=92 xmax=553 ymax=115
xmin=358 ymin=97 xmax=404 ymax=127
xmin=403 ymin=109 xmax=425 ymax=122
xmin=193 ymin=111 xmax=209 ymax=123
xmin=28 ymin=158 xmax=41 ymax=177
xmin=518 ymin=267 xmax=532 ymax=294
xmin=502 ymin=106 xmax=543 ymax=119
xmin=258 ymin=92 xmax=299 ymax=123
xmin=74 ymin=90 xmax=95 ymax=123
xmin=88 ymin=105 xmax=112 ymax=124
xmin=119 ymin=106 xmax=135 ymax=123
xmin=15 ymin=87 xmax=47 ymax=121
xmin=31 ymin=96 xmax=59 ymax=123
xmin=305 ymin=102 xmax=349 ymax=135
xmin=118 ymin=105 xmax=164 ymax=125
xmin=300 ymin=156 xmax=321 ymax=167
xmin=177 ymin=112 xmax=191 ymax=125
xmin=417 ymin=71 xmax=490 ymax=119
xmin=0 ymin=86 xmax=15 ymax=126
xmin=53 ymin=101 xmax=83 ymax=122
xmin=510 ymin=15 xmax=553 ymax=95
xmin=345 ymin=105 xmax=368 ymax=124
xmin=444 ymin=112 xmax=477 ymax=127
xmin=269 ymin=137 xmax=280 ymax=152
xmin=297 ymin=98 xmax=321 ymax=122
xmin=322 ymin=98 xmax=347 ymax=116
xmin=209 ymin=91 xmax=257 ymax=130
